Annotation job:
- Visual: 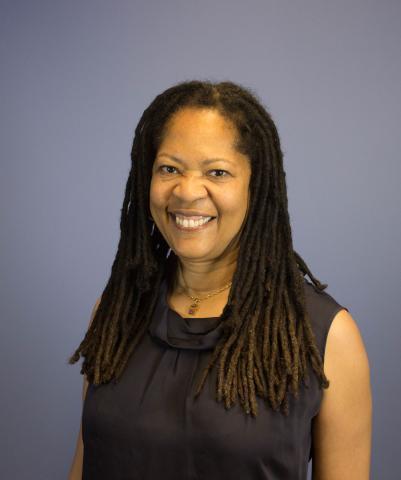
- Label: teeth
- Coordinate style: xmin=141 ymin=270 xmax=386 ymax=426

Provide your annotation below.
xmin=173 ymin=214 xmax=212 ymax=228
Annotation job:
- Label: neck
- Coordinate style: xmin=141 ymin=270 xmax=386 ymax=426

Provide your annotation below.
xmin=173 ymin=250 xmax=238 ymax=296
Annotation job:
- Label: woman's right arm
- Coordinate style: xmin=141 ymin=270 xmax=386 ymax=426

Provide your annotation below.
xmin=68 ymin=297 xmax=101 ymax=480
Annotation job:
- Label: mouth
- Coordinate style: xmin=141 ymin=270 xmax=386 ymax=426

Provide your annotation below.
xmin=169 ymin=212 xmax=216 ymax=231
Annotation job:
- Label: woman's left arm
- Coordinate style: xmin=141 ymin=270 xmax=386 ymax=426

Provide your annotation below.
xmin=312 ymin=309 xmax=373 ymax=479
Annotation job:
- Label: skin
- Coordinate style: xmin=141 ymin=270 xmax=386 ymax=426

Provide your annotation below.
xmin=149 ymin=107 xmax=251 ymax=315
xmin=69 ymin=108 xmax=372 ymax=478
xmin=312 ymin=308 xmax=372 ymax=479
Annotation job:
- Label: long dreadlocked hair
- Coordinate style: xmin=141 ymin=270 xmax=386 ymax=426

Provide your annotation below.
xmin=68 ymin=79 xmax=330 ymax=417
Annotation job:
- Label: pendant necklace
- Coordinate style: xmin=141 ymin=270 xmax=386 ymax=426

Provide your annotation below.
xmin=180 ymin=277 xmax=233 ymax=315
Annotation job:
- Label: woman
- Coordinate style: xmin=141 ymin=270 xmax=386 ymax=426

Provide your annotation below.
xmin=68 ymin=80 xmax=372 ymax=479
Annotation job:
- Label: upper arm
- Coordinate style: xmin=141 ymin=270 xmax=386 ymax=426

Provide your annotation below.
xmin=312 ymin=309 xmax=372 ymax=480
xmin=68 ymin=297 xmax=101 ymax=480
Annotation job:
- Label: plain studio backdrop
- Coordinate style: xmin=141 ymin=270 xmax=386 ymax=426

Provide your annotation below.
xmin=1 ymin=0 xmax=400 ymax=478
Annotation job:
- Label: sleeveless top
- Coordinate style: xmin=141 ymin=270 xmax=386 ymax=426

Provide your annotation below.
xmin=82 ymin=277 xmax=348 ymax=480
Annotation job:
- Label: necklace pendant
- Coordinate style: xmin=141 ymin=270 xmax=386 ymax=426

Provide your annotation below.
xmin=188 ymin=300 xmax=200 ymax=315
xmin=181 ymin=280 xmax=232 ymax=316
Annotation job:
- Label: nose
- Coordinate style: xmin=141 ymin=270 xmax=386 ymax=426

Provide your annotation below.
xmin=172 ymin=174 xmax=208 ymax=201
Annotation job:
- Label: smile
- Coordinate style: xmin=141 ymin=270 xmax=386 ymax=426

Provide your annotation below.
xmin=169 ymin=213 xmax=216 ymax=231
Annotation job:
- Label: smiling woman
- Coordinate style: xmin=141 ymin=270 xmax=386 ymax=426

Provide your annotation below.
xmin=150 ymin=107 xmax=251 ymax=272
xmin=68 ymin=80 xmax=372 ymax=480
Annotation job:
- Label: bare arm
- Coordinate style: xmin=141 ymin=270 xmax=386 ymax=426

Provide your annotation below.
xmin=312 ymin=309 xmax=373 ymax=479
xmin=68 ymin=297 xmax=101 ymax=480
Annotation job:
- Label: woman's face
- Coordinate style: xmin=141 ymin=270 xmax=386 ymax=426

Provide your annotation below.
xmin=150 ymin=107 xmax=251 ymax=264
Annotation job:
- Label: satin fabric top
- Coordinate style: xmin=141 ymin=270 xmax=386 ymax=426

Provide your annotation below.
xmin=82 ymin=277 xmax=347 ymax=479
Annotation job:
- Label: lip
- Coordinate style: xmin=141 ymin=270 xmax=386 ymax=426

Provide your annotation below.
xmin=169 ymin=212 xmax=216 ymax=231
xmin=169 ymin=209 xmax=217 ymax=218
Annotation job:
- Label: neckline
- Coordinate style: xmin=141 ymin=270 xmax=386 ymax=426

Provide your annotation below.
xmin=147 ymin=278 xmax=224 ymax=350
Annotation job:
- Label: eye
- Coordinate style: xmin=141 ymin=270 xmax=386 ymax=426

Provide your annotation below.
xmin=159 ymin=165 xmax=178 ymax=174
xmin=157 ymin=165 xmax=230 ymax=178
xmin=209 ymin=169 xmax=230 ymax=178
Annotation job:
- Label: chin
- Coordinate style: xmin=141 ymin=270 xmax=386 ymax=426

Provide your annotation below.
xmin=173 ymin=249 xmax=212 ymax=260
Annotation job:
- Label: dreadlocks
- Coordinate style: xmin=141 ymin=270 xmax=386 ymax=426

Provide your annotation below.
xmin=68 ymin=79 xmax=330 ymax=417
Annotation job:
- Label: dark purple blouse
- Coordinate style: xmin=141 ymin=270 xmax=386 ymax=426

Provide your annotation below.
xmin=82 ymin=277 xmax=347 ymax=479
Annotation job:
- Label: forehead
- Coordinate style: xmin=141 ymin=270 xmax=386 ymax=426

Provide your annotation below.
xmin=162 ymin=107 xmax=238 ymax=141
xmin=152 ymin=108 xmax=253 ymax=179
xmin=157 ymin=108 xmax=249 ymax=163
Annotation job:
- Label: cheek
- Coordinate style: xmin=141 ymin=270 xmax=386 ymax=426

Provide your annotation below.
xmin=149 ymin=181 xmax=165 ymax=209
xmin=219 ymin=185 xmax=248 ymax=216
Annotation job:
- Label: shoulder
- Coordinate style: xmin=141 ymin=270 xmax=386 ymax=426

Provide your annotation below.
xmin=312 ymin=309 xmax=372 ymax=478
xmin=302 ymin=278 xmax=344 ymax=314
xmin=324 ymin=308 xmax=371 ymax=383
xmin=302 ymin=279 xmax=347 ymax=358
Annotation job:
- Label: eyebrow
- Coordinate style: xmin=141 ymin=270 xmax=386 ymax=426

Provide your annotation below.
xmin=156 ymin=153 xmax=236 ymax=166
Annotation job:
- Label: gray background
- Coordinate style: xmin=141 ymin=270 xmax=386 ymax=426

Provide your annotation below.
xmin=1 ymin=0 xmax=400 ymax=478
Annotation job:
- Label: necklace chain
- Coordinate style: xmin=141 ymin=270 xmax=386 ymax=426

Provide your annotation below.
xmin=180 ymin=277 xmax=232 ymax=315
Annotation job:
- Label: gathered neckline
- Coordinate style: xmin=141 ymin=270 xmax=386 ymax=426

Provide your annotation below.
xmin=147 ymin=278 xmax=224 ymax=350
